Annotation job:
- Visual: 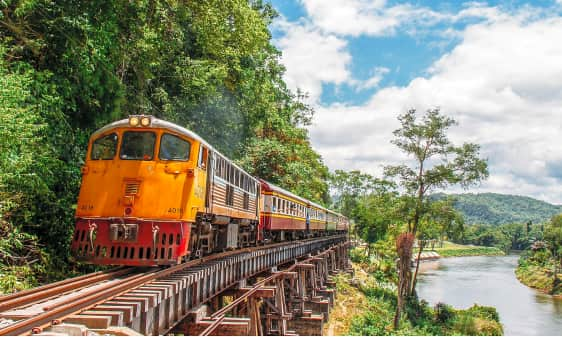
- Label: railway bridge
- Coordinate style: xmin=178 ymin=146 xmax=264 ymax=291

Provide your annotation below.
xmin=0 ymin=235 xmax=351 ymax=336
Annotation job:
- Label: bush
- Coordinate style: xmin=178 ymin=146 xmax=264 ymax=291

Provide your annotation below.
xmin=529 ymin=250 xmax=552 ymax=266
xmin=452 ymin=305 xmax=503 ymax=336
xmin=350 ymin=247 xmax=368 ymax=263
xmin=466 ymin=304 xmax=501 ymax=322
xmin=434 ymin=302 xmax=456 ymax=323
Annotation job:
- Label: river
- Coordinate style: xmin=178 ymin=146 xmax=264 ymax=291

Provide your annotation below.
xmin=416 ymin=255 xmax=562 ymax=335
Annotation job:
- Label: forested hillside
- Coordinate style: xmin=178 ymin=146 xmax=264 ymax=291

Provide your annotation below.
xmin=0 ymin=0 xmax=328 ymax=290
xmin=432 ymin=193 xmax=562 ymax=225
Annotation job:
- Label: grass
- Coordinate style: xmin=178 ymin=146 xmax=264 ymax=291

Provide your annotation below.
xmin=432 ymin=242 xmax=505 ymax=257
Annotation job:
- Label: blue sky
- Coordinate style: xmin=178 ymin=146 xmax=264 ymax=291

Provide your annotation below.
xmin=267 ymin=0 xmax=562 ymax=203
xmin=270 ymin=0 xmax=560 ymax=105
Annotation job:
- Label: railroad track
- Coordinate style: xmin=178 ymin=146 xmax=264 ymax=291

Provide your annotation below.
xmin=0 ymin=235 xmax=346 ymax=335
xmin=0 ymin=267 xmax=150 ymax=335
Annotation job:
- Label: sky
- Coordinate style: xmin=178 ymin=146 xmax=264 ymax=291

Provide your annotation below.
xmin=268 ymin=0 xmax=562 ymax=204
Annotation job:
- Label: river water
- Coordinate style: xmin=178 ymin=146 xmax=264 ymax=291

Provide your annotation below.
xmin=416 ymin=255 xmax=562 ymax=335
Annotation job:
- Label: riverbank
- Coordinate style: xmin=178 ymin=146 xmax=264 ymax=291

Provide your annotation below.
xmin=324 ymin=262 xmax=503 ymax=335
xmin=515 ymin=264 xmax=562 ymax=297
xmin=417 ymin=254 xmax=562 ymax=335
xmin=432 ymin=242 xmax=504 ymax=257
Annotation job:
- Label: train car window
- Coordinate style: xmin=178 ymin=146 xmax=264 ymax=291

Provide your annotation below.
xmin=159 ymin=133 xmax=190 ymax=161
xmin=197 ymin=145 xmax=208 ymax=169
xmin=91 ymin=133 xmax=117 ymax=160
xmin=243 ymin=192 xmax=249 ymax=210
xmin=226 ymin=185 xmax=234 ymax=206
xmin=120 ymin=131 xmax=156 ymax=160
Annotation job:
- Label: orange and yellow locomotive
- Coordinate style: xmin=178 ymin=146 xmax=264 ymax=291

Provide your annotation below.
xmin=71 ymin=116 xmax=347 ymax=266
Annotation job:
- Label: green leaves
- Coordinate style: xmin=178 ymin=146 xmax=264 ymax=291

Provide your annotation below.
xmin=385 ymin=108 xmax=489 ymax=235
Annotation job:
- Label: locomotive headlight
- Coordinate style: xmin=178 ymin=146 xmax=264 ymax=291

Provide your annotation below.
xmin=129 ymin=116 xmax=140 ymax=127
xmin=140 ymin=116 xmax=151 ymax=127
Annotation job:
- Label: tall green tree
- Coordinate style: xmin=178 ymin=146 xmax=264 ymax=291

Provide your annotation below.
xmin=385 ymin=108 xmax=488 ymax=324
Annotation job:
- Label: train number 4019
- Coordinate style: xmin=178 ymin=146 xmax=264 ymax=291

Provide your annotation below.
xmin=167 ymin=207 xmax=183 ymax=214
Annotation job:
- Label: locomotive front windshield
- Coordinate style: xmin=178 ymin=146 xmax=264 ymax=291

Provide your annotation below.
xmin=159 ymin=133 xmax=191 ymax=161
xmin=120 ymin=131 xmax=156 ymax=160
xmin=91 ymin=133 xmax=118 ymax=160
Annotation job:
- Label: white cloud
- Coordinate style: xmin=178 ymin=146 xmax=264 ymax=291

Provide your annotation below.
xmin=351 ymin=67 xmax=390 ymax=91
xmin=273 ymin=19 xmax=352 ymax=102
xmin=306 ymin=14 xmax=562 ymax=203
xmin=299 ymin=0 xmax=446 ymax=37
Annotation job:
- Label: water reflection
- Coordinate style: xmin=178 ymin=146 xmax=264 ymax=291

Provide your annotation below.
xmin=417 ymin=255 xmax=562 ymax=336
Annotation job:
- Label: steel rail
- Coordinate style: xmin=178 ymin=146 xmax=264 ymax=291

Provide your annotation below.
xmin=0 ymin=267 xmax=133 ymax=312
xmin=0 ymin=271 xmax=153 ymax=336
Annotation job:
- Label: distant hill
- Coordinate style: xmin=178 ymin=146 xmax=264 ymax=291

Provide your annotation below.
xmin=431 ymin=193 xmax=562 ymax=225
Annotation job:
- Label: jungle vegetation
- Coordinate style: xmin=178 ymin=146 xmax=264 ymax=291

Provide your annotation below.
xmin=0 ymin=0 xmax=329 ymax=292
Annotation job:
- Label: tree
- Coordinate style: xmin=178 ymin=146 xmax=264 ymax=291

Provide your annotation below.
xmin=385 ymin=108 xmax=488 ymax=326
xmin=544 ymin=214 xmax=562 ymax=273
xmin=424 ymin=199 xmax=465 ymax=247
xmin=329 ymin=170 xmax=392 ymax=216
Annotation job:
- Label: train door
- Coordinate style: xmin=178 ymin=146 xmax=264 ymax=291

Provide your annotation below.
xmin=193 ymin=144 xmax=209 ymax=215
xmin=305 ymin=205 xmax=311 ymax=235
xmin=205 ymin=151 xmax=214 ymax=213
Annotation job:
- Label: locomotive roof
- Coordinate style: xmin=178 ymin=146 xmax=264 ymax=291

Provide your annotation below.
xmin=91 ymin=117 xmax=257 ymax=182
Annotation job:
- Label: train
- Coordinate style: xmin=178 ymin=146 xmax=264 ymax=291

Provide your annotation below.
xmin=71 ymin=115 xmax=348 ymax=266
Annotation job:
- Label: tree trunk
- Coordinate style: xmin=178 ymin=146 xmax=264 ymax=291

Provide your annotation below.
xmin=410 ymin=241 xmax=424 ymax=296
xmin=393 ymin=233 xmax=414 ymax=330
xmin=393 ymin=256 xmax=412 ymax=330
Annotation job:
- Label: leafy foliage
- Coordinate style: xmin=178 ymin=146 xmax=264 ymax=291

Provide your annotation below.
xmin=432 ymin=192 xmax=562 ymax=226
xmin=516 ymin=213 xmax=562 ymax=295
xmin=384 ymin=108 xmax=489 ymax=235
xmin=0 ymin=0 xmax=328 ymax=289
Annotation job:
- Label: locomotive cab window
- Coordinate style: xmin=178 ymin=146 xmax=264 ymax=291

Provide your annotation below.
xmin=160 ymin=133 xmax=191 ymax=161
xmin=120 ymin=131 xmax=156 ymax=160
xmin=198 ymin=145 xmax=208 ymax=169
xmin=91 ymin=133 xmax=118 ymax=160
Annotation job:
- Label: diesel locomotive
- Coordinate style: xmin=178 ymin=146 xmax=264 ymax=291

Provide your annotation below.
xmin=71 ymin=116 xmax=348 ymax=266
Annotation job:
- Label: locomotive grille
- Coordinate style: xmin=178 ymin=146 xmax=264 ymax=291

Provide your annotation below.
xmin=125 ymin=182 xmax=140 ymax=195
